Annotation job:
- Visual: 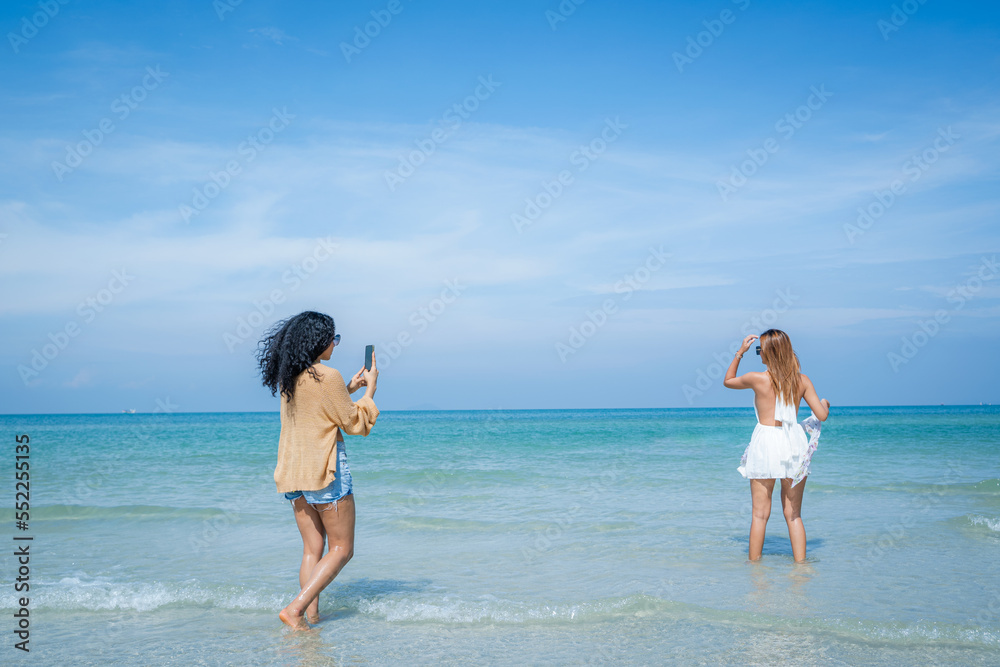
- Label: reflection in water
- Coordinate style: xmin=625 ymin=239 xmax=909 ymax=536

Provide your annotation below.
xmin=748 ymin=558 xmax=771 ymax=602
xmin=736 ymin=558 xmax=825 ymax=664
xmin=277 ymin=625 xmax=345 ymax=667
xmin=789 ymin=559 xmax=815 ymax=596
xmin=745 ymin=555 xmax=816 ymax=616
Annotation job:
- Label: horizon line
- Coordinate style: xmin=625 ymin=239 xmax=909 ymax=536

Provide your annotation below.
xmin=0 ymin=403 xmax=995 ymax=417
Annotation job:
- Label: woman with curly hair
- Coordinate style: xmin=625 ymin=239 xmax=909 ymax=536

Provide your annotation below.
xmin=257 ymin=310 xmax=379 ymax=630
xmin=724 ymin=329 xmax=829 ymax=563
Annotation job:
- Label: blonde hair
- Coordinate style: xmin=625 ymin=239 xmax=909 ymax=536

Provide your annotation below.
xmin=759 ymin=329 xmax=800 ymax=406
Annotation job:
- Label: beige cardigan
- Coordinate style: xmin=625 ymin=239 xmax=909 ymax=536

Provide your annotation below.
xmin=273 ymin=363 xmax=379 ymax=494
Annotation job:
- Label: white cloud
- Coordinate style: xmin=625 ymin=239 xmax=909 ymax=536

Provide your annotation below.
xmin=64 ymin=368 xmax=93 ymax=388
xmin=1 ymin=110 xmax=997 ymax=369
xmin=248 ymin=27 xmax=296 ymax=46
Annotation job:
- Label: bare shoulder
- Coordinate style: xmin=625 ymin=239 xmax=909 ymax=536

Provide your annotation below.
xmin=746 ymin=371 xmax=769 ymax=387
xmin=799 ymin=373 xmax=814 ymax=387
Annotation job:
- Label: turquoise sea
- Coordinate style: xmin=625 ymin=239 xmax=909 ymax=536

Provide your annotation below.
xmin=2 ymin=406 xmax=1000 ymax=666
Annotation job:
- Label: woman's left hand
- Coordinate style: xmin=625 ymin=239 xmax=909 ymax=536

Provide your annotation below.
xmin=346 ymin=368 xmax=367 ymax=393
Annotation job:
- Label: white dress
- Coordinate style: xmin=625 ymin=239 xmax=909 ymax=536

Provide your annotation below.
xmin=737 ymin=394 xmax=821 ymax=486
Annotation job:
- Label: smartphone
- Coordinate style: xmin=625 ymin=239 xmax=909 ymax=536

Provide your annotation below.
xmin=365 ymin=345 xmax=375 ymax=371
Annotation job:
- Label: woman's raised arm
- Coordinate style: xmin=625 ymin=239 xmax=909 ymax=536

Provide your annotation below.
xmin=723 ymin=334 xmax=759 ymax=390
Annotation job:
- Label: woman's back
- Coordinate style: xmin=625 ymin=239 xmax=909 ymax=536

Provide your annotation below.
xmin=752 ymin=371 xmax=805 ymax=426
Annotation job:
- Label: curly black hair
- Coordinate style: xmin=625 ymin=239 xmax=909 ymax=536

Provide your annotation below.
xmin=256 ymin=311 xmax=337 ymax=401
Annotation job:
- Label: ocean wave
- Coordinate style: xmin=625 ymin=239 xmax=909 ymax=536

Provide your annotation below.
xmin=965 ymin=514 xmax=1000 ymax=534
xmin=32 ymin=584 xmax=675 ymax=624
xmin=15 ymin=580 xmax=1000 ymax=648
xmin=379 ymin=515 xmax=638 ymax=534
xmin=27 ymin=578 xmax=285 ymax=612
xmin=809 ymin=478 xmax=1000 ymax=496
xmin=334 ymin=592 xmax=1000 ymax=648
xmin=944 ymin=513 xmax=1000 ymax=538
xmin=0 ymin=504 xmax=255 ymax=522
xmin=355 ymin=593 xmax=655 ymax=624
xmin=362 ymin=469 xmax=547 ymax=485
xmin=383 ymin=516 xmax=521 ymax=532
xmin=969 ymin=515 xmax=1000 ymax=531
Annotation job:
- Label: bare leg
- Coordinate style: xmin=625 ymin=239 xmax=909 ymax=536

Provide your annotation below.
xmin=780 ymin=477 xmax=807 ymax=562
xmin=749 ymin=479 xmax=775 ymax=561
xmin=280 ymin=494 xmax=356 ymax=628
xmin=289 ymin=496 xmax=325 ymax=623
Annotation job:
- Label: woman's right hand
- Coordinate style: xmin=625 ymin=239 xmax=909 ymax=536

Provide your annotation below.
xmin=738 ymin=334 xmax=758 ymax=356
xmin=363 ymin=354 xmax=378 ymax=397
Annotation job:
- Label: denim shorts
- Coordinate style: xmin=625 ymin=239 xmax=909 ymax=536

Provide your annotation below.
xmin=283 ymin=440 xmax=353 ymax=511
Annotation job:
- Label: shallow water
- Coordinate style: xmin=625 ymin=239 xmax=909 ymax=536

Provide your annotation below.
xmin=3 ymin=407 xmax=1000 ymax=665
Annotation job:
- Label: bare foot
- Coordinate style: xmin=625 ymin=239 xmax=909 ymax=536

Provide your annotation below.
xmin=279 ymin=607 xmax=310 ymax=631
xmin=306 ymin=613 xmax=320 ymax=624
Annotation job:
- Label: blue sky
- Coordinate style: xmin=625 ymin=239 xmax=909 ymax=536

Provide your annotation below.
xmin=1 ymin=0 xmax=998 ymax=413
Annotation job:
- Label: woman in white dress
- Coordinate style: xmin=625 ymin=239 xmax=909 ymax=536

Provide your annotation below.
xmin=724 ymin=329 xmax=830 ymax=562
